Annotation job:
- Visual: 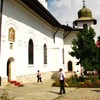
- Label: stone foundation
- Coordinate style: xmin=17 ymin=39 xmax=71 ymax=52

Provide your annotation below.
xmin=1 ymin=71 xmax=54 ymax=87
xmin=17 ymin=71 xmax=53 ymax=83
xmin=0 ymin=71 xmax=74 ymax=87
xmin=1 ymin=78 xmax=8 ymax=87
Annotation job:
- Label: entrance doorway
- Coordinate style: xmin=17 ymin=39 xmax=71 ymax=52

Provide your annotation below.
xmin=68 ymin=61 xmax=73 ymax=71
xmin=7 ymin=57 xmax=16 ymax=82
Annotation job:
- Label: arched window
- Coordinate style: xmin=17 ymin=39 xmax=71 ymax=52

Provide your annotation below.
xmin=68 ymin=61 xmax=72 ymax=71
xmin=43 ymin=44 xmax=47 ymax=64
xmin=83 ymin=24 xmax=88 ymax=28
xmin=28 ymin=39 xmax=34 ymax=64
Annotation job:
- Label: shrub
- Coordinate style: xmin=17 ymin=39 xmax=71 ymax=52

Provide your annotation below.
xmin=51 ymin=71 xmax=59 ymax=80
xmin=51 ymin=75 xmax=100 ymax=88
xmin=94 ymin=80 xmax=100 ymax=88
xmin=88 ymin=76 xmax=99 ymax=83
xmin=52 ymin=79 xmax=60 ymax=87
xmin=78 ymin=82 xmax=87 ymax=88
xmin=84 ymin=80 xmax=94 ymax=88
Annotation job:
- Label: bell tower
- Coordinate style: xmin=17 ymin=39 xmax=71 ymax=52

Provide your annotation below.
xmin=73 ymin=0 xmax=97 ymax=29
xmin=38 ymin=0 xmax=48 ymax=9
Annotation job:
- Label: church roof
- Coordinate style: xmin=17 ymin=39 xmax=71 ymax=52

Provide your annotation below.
xmin=17 ymin=0 xmax=61 ymax=27
xmin=16 ymin=0 xmax=79 ymax=32
xmin=73 ymin=17 xmax=97 ymax=26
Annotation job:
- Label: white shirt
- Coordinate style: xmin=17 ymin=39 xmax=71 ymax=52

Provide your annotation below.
xmin=59 ymin=71 xmax=65 ymax=80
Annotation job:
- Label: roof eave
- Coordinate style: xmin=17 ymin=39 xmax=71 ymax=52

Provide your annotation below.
xmin=73 ymin=18 xmax=97 ymax=26
xmin=19 ymin=0 xmax=61 ymax=27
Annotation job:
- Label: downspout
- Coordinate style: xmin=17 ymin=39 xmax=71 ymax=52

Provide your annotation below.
xmin=63 ymin=31 xmax=71 ymax=39
xmin=0 ymin=0 xmax=4 ymax=56
xmin=53 ymin=27 xmax=60 ymax=43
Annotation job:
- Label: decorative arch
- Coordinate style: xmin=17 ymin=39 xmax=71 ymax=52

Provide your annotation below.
xmin=27 ymin=29 xmax=37 ymax=44
xmin=3 ymin=18 xmax=19 ymax=40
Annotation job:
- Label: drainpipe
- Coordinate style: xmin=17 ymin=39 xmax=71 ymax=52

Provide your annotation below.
xmin=0 ymin=0 xmax=4 ymax=56
xmin=53 ymin=27 xmax=60 ymax=43
xmin=63 ymin=31 xmax=71 ymax=39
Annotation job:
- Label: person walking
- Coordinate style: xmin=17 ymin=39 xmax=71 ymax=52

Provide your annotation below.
xmin=37 ymin=70 xmax=42 ymax=84
xmin=59 ymin=68 xmax=65 ymax=94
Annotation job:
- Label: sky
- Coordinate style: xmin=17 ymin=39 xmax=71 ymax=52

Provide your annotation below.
xmin=47 ymin=0 xmax=100 ymax=39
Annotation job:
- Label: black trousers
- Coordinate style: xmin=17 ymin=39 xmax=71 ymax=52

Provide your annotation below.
xmin=37 ymin=77 xmax=42 ymax=83
xmin=60 ymin=80 xmax=65 ymax=94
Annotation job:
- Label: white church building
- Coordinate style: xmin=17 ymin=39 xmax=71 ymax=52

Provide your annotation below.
xmin=0 ymin=0 xmax=97 ymax=86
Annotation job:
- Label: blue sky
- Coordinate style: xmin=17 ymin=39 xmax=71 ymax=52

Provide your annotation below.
xmin=47 ymin=0 xmax=100 ymax=39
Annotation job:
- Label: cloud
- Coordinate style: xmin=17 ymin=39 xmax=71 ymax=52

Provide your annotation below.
xmin=48 ymin=0 xmax=100 ymax=38
xmin=48 ymin=0 xmax=82 ymax=25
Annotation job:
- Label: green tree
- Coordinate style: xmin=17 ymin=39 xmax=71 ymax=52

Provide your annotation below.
xmin=69 ymin=24 xmax=96 ymax=71
xmin=94 ymin=36 xmax=100 ymax=78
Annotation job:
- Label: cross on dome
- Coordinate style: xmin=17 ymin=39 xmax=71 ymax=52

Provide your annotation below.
xmin=83 ymin=0 xmax=85 ymax=7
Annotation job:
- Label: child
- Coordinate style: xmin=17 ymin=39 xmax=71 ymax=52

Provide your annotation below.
xmin=37 ymin=70 xmax=42 ymax=84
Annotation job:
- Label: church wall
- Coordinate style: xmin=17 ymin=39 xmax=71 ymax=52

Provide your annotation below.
xmin=0 ymin=0 xmax=63 ymax=83
xmin=64 ymin=31 xmax=81 ymax=76
xmin=50 ymin=30 xmax=64 ymax=71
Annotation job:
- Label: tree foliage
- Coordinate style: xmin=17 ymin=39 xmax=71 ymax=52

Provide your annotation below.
xmin=94 ymin=36 xmax=100 ymax=78
xmin=69 ymin=24 xmax=96 ymax=70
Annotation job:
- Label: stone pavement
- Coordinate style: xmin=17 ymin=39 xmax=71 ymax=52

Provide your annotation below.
xmin=55 ymin=88 xmax=100 ymax=100
xmin=0 ymin=80 xmax=100 ymax=100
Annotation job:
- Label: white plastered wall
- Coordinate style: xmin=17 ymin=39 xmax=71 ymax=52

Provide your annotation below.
xmin=64 ymin=31 xmax=81 ymax=76
xmin=0 ymin=0 xmax=64 ymax=78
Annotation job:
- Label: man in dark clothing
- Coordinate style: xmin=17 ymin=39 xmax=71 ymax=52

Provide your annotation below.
xmin=59 ymin=68 xmax=65 ymax=94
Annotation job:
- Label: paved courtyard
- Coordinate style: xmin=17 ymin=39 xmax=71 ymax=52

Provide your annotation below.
xmin=0 ymin=80 xmax=100 ymax=100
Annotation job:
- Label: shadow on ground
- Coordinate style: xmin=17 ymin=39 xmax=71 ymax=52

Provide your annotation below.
xmin=91 ymin=90 xmax=100 ymax=92
xmin=49 ymin=91 xmax=59 ymax=95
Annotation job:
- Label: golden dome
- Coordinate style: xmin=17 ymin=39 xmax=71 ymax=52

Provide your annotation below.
xmin=78 ymin=6 xmax=92 ymax=18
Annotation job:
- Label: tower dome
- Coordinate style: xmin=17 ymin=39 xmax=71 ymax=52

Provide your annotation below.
xmin=73 ymin=0 xmax=97 ymax=28
xmin=78 ymin=6 xmax=92 ymax=18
